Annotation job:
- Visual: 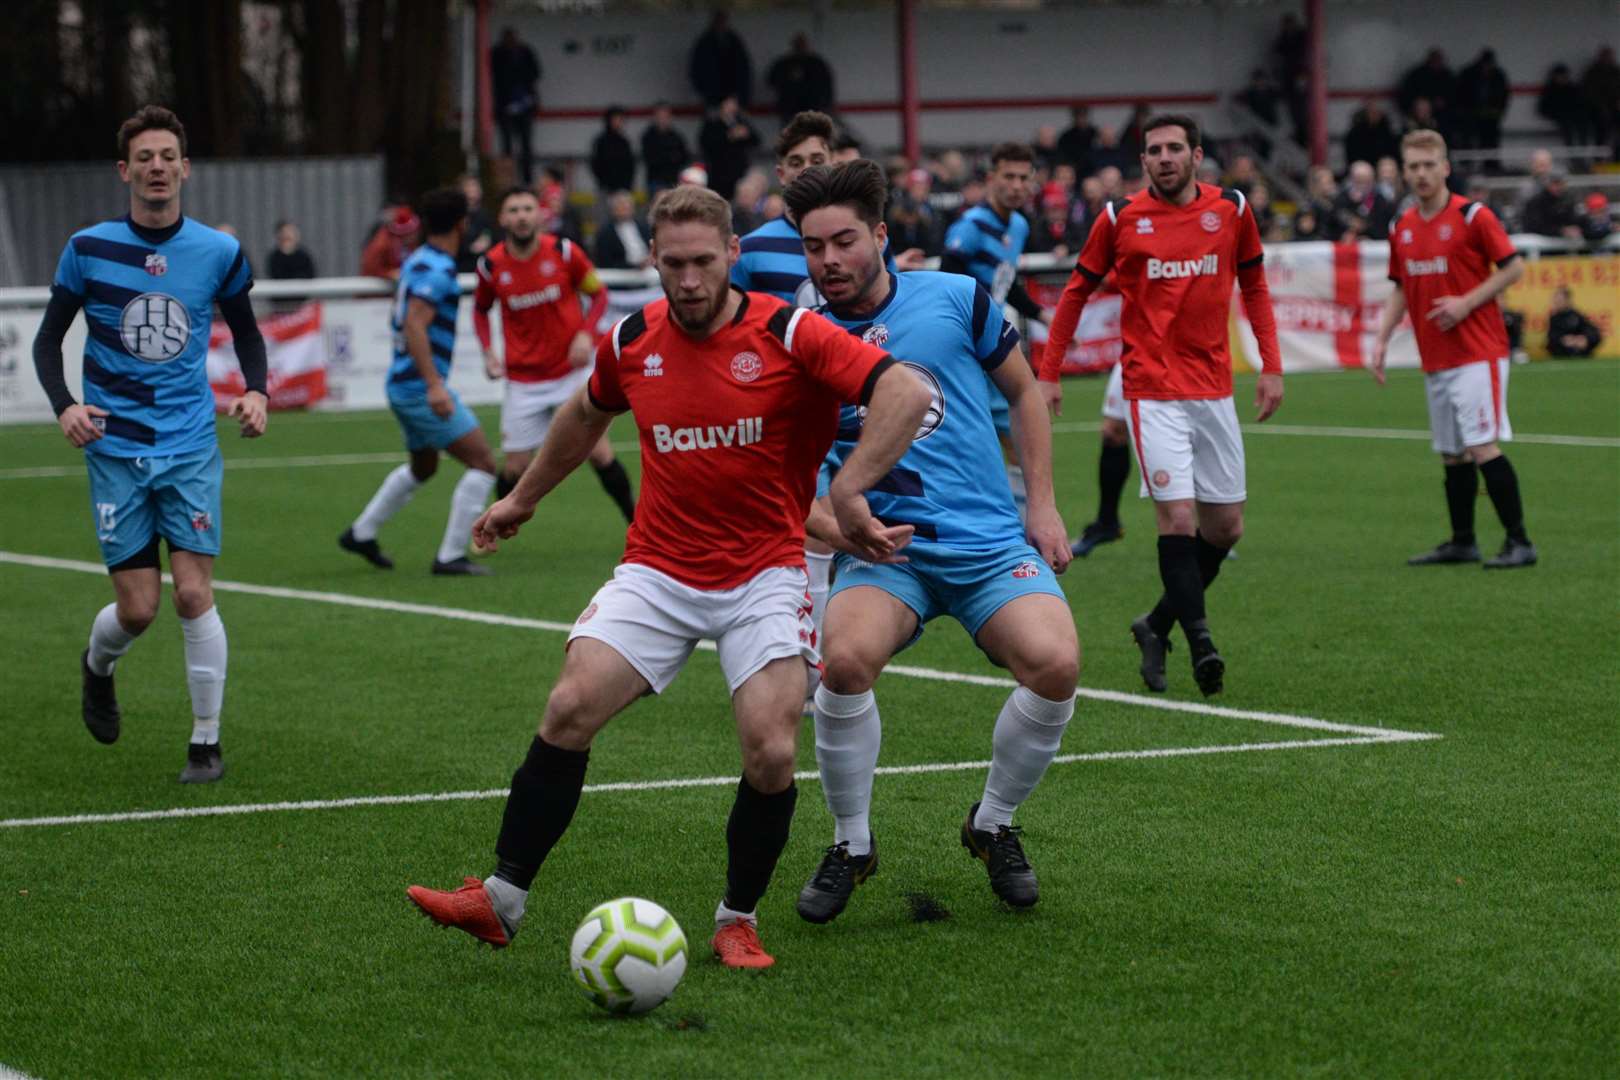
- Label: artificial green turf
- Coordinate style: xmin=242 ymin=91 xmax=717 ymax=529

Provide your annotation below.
xmin=1 ymin=361 xmax=1616 ymax=1078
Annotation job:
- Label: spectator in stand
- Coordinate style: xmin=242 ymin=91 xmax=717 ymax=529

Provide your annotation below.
xmin=1398 ymin=49 xmax=1457 ymax=133
xmin=1457 ymin=48 xmax=1510 ymax=164
xmin=1095 ymin=165 xmax=1123 ymax=200
xmin=1333 ymin=160 xmax=1395 ymax=240
xmin=1090 ymin=126 xmax=1128 ymax=176
xmin=1539 ymin=64 xmax=1595 ymax=152
xmin=491 ymin=27 xmax=540 ymax=183
xmin=1582 ymin=46 xmax=1620 ymax=152
xmin=1403 ymin=97 xmax=1441 ymax=138
xmin=1238 ymin=68 xmax=1281 ymax=127
xmin=1025 ymin=181 xmax=1081 ymax=258
xmin=1033 ymin=125 xmax=1061 ymax=173
xmin=1224 ymin=154 xmax=1260 ymax=195
xmin=1070 ymin=175 xmax=1107 ymax=245
xmin=1581 ymin=192 xmax=1615 ymax=242
xmin=1345 ymin=99 xmax=1401 ymax=171
xmin=1291 ymin=204 xmax=1325 ymax=240
xmin=765 ymin=33 xmax=833 ymax=124
xmin=457 ymin=174 xmax=496 ymax=274
xmin=1121 ymin=102 xmax=1152 ymax=159
xmin=1057 ymin=105 xmax=1096 ymax=174
xmin=640 ymin=102 xmax=691 ymax=195
xmin=730 ymin=169 xmax=769 ymax=235
xmin=1376 ymin=156 xmax=1402 ymax=202
xmin=689 ymin=10 xmax=752 ymax=108
xmin=1546 ymin=286 xmax=1605 ymax=357
xmin=698 ymin=95 xmax=760 ymax=201
xmin=592 ymin=190 xmax=652 ymax=270
xmin=536 ymin=165 xmax=586 ymax=245
xmin=1521 ymin=168 xmax=1582 ymax=238
xmin=886 ymin=170 xmax=942 ymax=259
xmin=1249 ymin=184 xmax=1284 ymax=242
xmin=933 ymin=149 xmax=969 ymax=193
xmin=1515 ymin=148 xmax=1555 ymax=212
xmin=589 ymin=106 xmax=636 ymax=194
xmin=267 ymin=220 xmax=316 ymax=280
xmin=1269 ymin=13 xmax=1309 ymax=140
xmin=1301 ymin=165 xmax=1342 ymax=240
xmin=361 ymin=205 xmax=419 ymax=280
xmin=830 ymin=130 xmax=863 ymax=164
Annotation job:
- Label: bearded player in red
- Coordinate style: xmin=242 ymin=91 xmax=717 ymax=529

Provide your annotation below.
xmin=473 ymin=187 xmax=635 ymax=523
xmin=406 ymin=185 xmax=931 ymax=970
xmin=1038 ymin=114 xmax=1284 ymax=697
xmin=1371 ymin=129 xmax=1534 ymax=570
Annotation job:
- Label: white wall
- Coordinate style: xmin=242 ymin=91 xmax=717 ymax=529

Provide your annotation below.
xmin=493 ymin=0 xmax=1618 ymax=161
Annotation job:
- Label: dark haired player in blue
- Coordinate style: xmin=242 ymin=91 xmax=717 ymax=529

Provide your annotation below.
xmin=785 ymin=160 xmax=1080 ymax=921
xmin=941 ymin=142 xmax=1048 ymax=518
xmin=341 ymin=187 xmax=500 ymax=576
xmin=32 ymin=106 xmax=269 ymax=784
xmin=731 ymin=111 xmax=922 ymax=677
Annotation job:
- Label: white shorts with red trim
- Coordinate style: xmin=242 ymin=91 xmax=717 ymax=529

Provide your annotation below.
xmin=1100 ymin=363 xmax=1127 ymax=422
xmin=500 ymin=366 xmax=591 ymax=453
xmin=1126 ymin=396 xmax=1246 ymax=504
xmin=567 ymin=563 xmax=817 ymax=695
xmin=1425 ymin=359 xmax=1512 ymax=456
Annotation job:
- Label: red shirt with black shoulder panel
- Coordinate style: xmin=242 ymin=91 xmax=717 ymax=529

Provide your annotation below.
xmin=1387 ymin=194 xmax=1518 ymax=372
xmin=473 ymin=236 xmax=609 ymax=383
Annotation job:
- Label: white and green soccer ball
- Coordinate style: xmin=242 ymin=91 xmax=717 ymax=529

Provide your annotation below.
xmin=568 ymin=897 xmax=688 ymax=1015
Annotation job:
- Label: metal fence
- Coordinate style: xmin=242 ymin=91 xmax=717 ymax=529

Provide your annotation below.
xmin=0 ymin=156 xmax=385 ymax=288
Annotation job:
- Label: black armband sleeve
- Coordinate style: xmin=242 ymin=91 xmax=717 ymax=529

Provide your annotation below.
xmin=1005 ymin=279 xmax=1044 ymax=320
xmin=859 ymin=355 xmax=899 ymax=406
xmin=31 ymin=285 xmax=84 ymax=417
xmin=937 ymin=252 xmax=971 ymax=277
xmin=218 ymin=290 xmax=268 ymax=395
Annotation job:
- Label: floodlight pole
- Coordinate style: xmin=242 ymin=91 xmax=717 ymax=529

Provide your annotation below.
xmin=1306 ymin=0 xmax=1327 ymax=167
xmin=898 ymin=0 xmax=920 ymax=162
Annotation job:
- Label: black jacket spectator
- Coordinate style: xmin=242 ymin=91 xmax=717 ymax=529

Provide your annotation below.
xmin=699 ymin=101 xmax=760 ymax=201
xmin=267 ymin=221 xmax=316 ymax=279
xmin=765 ymin=35 xmax=834 ymax=124
xmin=491 ymin=29 xmax=540 ymax=182
xmin=641 ymin=108 xmax=691 ymax=191
xmin=1521 ymin=179 xmax=1580 ymax=237
xmin=1547 ymin=305 xmax=1604 ymax=357
xmin=1398 ymin=50 xmax=1456 ymax=122
xmin=1539 ymin=65 xmax=1594 ymax=148
xmin=1456 ymin=49 xmax=1509 ymax=152
xmin=595 ymin=215 xmax=652 ymax=270
xmin=1344 ymin=103 xmax=1400 ymax=171
xmin=885 ymin=194 xmax=941 ymax=258
xmin=590 ymin=109 xmax=637 ymax=193
xmin=1332 ymin=172 xmax=1395 ymax=240
xmin=1056 ymin=108 xmax=1096 ymax=174
xmin=689 ymin=13 xmax=753 ymax=107
xmin=1582 ymin=47 xmax=1620 ymax=145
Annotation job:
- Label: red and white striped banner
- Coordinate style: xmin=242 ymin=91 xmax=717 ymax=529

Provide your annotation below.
xmin=208 ymin=301 xmax=329 ymax=409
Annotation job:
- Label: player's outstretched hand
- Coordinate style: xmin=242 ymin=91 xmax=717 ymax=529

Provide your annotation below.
xmin=1038 ymin=378 xmax=1063 ymax=418
xmin=228 ymin=391 xmax=268 ymax=438
xmin=58 ymin=403 xmax=107 ymax=448
xmin=1027 ymin=505 xmax=1072 ymax=575
xmin=471 ymin=496 xmax=536 ymax=554
xmin=1254 ymin=372 xmax=1284 ymax=423
xmin=1426 ymin=295 xmax=1472 ymax=332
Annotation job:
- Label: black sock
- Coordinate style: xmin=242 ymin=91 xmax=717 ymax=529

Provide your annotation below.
xmin=592 ymin=460 xmax=636 ymax=524
xmin=1096 ymin=442 xmax=1130 ymax=527
xmin=495 ymin=472 xmax=518 ymax=500
xmin=493 ymin=736 xmax=590 ymax=890
xmin=1443 ymin=462 xmax=1478 ymax=546
xmin=1147 ymin=531 xmax=1228 ymax=636
xmin=722 ymin=776 xmax=797 ymax=915
xmin=1154 ymin=534 xmax=1207 ymax=640
xmin=1478 ymin=455 xmax=1529 ymax=543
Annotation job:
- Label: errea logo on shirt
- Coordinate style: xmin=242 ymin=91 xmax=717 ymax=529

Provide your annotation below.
xmin=1147 ymin=255 xmax=1219 ymax=280
xmin=643 ymin=353 xmax=665 ymax=377
xmin=651 ymin=417 xmax=763 ymax=453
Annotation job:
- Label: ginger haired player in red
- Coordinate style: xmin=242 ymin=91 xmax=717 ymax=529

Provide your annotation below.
xmin=473 ymin=186 xmax=634 ymax=523
xmin=1371 ymin=129 xmax=1534 ymax=570
xmin=407 ymin=185 xmax=932 ymax=970
xmin=1037 ymin=113 xmax=1284 ymax=697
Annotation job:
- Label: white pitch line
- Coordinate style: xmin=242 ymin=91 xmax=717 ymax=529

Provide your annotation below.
xmin=0 ymin=1066 xmax=42 ymax=1080
xmin=0 ymin=550 xmax=1435 ymax=741
xmin=0 ymin=735 xmax=1422 ymax=830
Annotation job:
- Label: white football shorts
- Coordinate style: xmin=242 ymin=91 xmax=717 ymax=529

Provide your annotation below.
xmin=1100 ymin=363 xmax=1127 ymax=423
xmin=1425 ymin=358 xmax=1512 ymax=456
xmin=1126 ymin=396 xmax=1246 ymax=504
xmin=568 ymin=563 xmax=817 ymax=694
xmin=501 ymin=366 xmax=591 ymax=453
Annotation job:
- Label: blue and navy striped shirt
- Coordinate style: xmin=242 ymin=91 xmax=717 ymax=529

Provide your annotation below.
xmin=388 ymin=244 xmax=461 ymax=393
xmin=943 ymin=204 xmax=1030 ymax=302
xmin=820 ymin=271 xmax=1024 ymax=551
xmin=51 ymin=216 xmax=251 ymax=458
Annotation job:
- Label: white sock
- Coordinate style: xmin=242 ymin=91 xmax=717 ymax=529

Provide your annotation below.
xmin=1006 ymin=463 xmax=1027 ymax=523
xmin=180 ymin=606 xmax=227 ymax=745
xmin=437 ymin=469 xmax=496 ymax=563
xmin=715 ymin=899 xmax=756 ymax=927
xmin=813 ymin=685 xmax=881 ymax=856
xmin=87 ymin=603 xmax=137 ymax=676
xmin=351 ymin=465 xmax=422 ymax=542
xmin=976 ymin=686 xmax=1073 ymax=832
xmin=482 ymin=874 xmax=527 ymax=933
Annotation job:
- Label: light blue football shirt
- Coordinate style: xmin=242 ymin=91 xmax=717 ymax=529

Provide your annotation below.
xmin=387 ymin=244 xmax=461 ymax=395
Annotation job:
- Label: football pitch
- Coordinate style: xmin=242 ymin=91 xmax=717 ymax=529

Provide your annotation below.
xmin=1 ymin=361 xmax=1616 ymax=1078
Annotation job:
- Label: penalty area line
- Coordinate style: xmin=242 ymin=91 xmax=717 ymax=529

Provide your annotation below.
xmin=0 ymin=734 xmax=1426 ymax=830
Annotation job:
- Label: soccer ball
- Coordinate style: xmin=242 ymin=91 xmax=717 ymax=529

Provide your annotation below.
xmin=568 ymin=897 xmax=688 ymax=1015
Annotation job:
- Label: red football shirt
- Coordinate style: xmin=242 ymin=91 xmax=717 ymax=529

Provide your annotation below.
xmin=474 ymin=236 xmax=602 ymax=383
xmin=1040 ymin=183 xmax=1280 ymax=400
xmin=1387 ymin=195 xmax=1518 ymax=372
xmin=589 ymin=290 xmax=893 ymax=590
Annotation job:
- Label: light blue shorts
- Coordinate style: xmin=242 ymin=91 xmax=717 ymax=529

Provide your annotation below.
xmin=388 ymin=387 xmax=481 ymax=452
xmin=830 ymin=540 xmax=1066 ymax=649
xmin=86 ymin=446 xmax=223 ymax=568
